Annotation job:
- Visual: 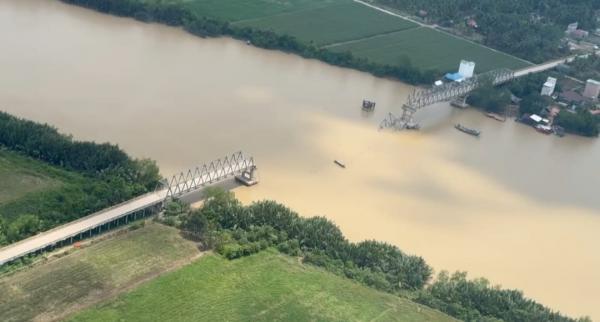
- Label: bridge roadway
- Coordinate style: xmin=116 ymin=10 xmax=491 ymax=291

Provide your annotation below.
xmin=0 ymin=157 xmax=254 ymax=266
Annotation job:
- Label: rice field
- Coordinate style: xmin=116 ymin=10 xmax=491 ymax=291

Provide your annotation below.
xmin=329 ymin=27 xmax=532 ymax=73
xmin=182 ymin=0 xmax=347 ymax=22
xmin=234 ymin=1 xmax=417 ymax=46
xmin=154 ymin=0 xmax=530 ymax=73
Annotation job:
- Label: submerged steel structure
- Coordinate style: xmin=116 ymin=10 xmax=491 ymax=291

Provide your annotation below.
xmin=380 ymin=68 xmax=515 ymax=130
xmin=165 ymin=151 xmax=256 ymax=198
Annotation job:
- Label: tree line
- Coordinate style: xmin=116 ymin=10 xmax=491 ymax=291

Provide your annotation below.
xmin=163 ymin=188 xmax=431 ymax=291
xmin=0 ymin=111 xmax=161 ymax=244
xmin=162 ymin=188 xmax=583 ymax=322
xmin=60 ymin=0 xmax=437 ymax=85
xmin=415 ymin=271 xmax=590 ymax=322
xmin=375 ymin=0 xmax=599 ymax=63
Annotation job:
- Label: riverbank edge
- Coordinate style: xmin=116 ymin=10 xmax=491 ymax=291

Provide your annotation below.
xmin=59 ymin=0 xmax=437 ymax=85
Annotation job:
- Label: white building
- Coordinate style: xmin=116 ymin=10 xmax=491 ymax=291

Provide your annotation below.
xmin=566 ymin=22 xmax=578 ymax=33
xmin=458 ymin=60 xmax=475 ymax=79
xmin=541 ymin=77 xmax=557 ymax=96
xmin=583 ymin=79 xmax=600 ymax=99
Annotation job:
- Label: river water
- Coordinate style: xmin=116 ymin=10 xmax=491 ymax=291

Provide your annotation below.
xmin=1 ymin=0 xmax=599 ymax=319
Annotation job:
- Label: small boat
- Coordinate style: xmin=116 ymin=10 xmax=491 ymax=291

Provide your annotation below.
xmin=485 ymin=112 xmax=506 ymax=122
xmin=405 ymin=122 xmax=420 ymax=130
xmin=455 ymin=124 xmax=480 ymax=137
xmin=535 ymin=124 xmax=553 ymax=135
xmin=334 ymin=160 xmax=346 ymax=168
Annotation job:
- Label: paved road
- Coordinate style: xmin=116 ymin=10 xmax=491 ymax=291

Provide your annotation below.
xmin=0 ymin=190 xmax=167 ymax=265
xmin=514 ymin=56 xmax=575 ymax=78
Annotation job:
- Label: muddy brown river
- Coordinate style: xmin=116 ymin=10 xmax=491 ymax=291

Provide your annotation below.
xmin=1 ymin=0 xmax=599 ymax=319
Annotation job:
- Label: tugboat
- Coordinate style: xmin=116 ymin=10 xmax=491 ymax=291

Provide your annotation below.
xmin=454 ymin=123 xmax=480 ymax=137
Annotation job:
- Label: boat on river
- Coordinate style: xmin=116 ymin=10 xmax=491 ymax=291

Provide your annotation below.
xmin=455 ymin=124 xmax=481 ymax=137
xmin=334 ymin=160 xmax=346 ymax=168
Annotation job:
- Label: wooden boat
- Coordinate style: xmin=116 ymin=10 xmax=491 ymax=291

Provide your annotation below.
xmin=485 ymin=112 xmax=506 ymax=122
xmin=334 ymin=160 xmax=346 ymax=168
xmin=454 ymin=124 xmax=480 ymax=137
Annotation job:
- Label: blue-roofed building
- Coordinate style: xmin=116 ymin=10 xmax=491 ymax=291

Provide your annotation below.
xmin=445 ymin=72 xmax=464 ymax=82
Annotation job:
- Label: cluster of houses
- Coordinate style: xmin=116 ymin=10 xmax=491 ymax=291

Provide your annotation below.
xmin=521 ymin=75 xmax=600 ymax=135
xmin=564 ymin=22 xmax=600 ymax=52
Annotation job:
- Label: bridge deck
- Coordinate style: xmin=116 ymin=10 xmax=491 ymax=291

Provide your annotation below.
xmin=0 ymin=153 xmax=256 ymax=266
xmin=0 ymin=190 xmax=167 ymax=265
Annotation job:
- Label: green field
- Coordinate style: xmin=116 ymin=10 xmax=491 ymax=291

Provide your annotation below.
xmin=69 ymin=250 xmax=456 ymax=322
xmin=0 ymin=223 xmax=200 ymax=322
xmin=330 ymin=27 xmax=532 ymax=72
xmin=234 ymin=2 xmax=417 ymax=46
xmin=182 ymin=0 xmax=346 ymax=22
xmin=0 ymin=149 xmax=63 ymax=204
xmin=144 ymin=0 xmax=529 ymax=73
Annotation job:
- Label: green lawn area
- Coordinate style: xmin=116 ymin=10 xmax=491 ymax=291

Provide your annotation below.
xmin=0 ymin=149 xmax=64 ymax=205
xmin=181 ymin=0 xmax=347 ymax=22
xmin=329 ymin=27 xmax=532 ymax=73
xmin=69 ymin=250 xmax=457 ymax=322
xmin=234 ymin=1 xmax=417 ymax=46
xmin=0 ymin=223 xmax=200 ymax=322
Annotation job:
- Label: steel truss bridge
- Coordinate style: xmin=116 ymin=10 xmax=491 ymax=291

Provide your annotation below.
xmin=380 ymin=68 xmax=515 ymax=130
xmin=164 ymin=151 xmax=256 ymax=198
xmin=0 ymin=151 xmax=257 ymax=266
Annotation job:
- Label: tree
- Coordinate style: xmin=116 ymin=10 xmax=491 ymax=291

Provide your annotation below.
xmin=467 ymin=79 xmax=511 ymax=113
xmin=519 ymin=93 xmax=549 ymax=115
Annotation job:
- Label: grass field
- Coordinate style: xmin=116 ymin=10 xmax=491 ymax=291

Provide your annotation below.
xmin=329 ymin=27 xmax=532 ymax=72
xmin=0 ymin=149 xmax=64 ymax=204
xmin=182 ymin=0 xmax=346 ymax=22
xmin=69 ymin=250 xmax=457 ymax=322
xmin=234 ymin=2 xmax=417 ymax=46
xmin=145 ymin=0 xmax=529 ymax=73
xmin=0 ymin=223 xmax=200 ymax=322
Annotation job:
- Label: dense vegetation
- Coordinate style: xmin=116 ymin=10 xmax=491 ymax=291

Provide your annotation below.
xmin=375 ymin=0 xmax=599 ymax=63
xmin=60 ymin=0 xmax=438 ymax=84
xmin=169 ymin=189 xmax=432 ymax=291
xmin=416 ymin=271 xmax=590 ymax=322
xmin=467 ymin=78 xmax=511 ymax=113
xmin=565 ymin=55 xmax=600 ymax=82
xmin=162 ymin=189 xmax=582 ymax=322
xmin=554 ymin=109 xmax=600 ymax=137
xmin=0 ymin=111 xmax=160 ymax=244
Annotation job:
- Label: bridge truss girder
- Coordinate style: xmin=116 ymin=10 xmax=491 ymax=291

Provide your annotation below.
xmin=165 ymin=151 xmax=256 ymax=198
xmin=380 ymin=68 xmax=515 ymax=130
